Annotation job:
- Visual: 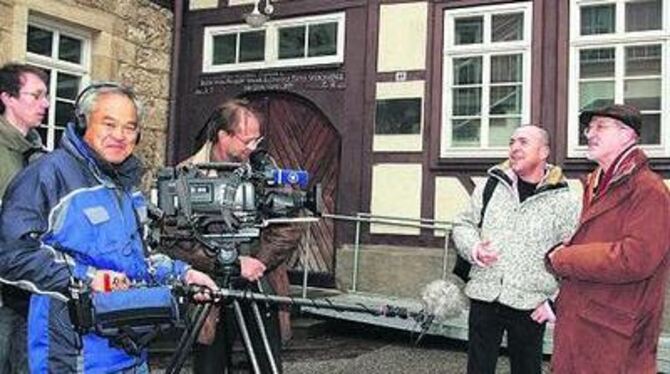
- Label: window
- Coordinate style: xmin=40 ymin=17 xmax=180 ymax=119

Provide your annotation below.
xmin=568 ymin=0 xmax=669 ymax=157
xmin=25 ymin=18 xmax=90 ymax=150
xmin=441 ymin=3 xmax=532 ymax=158
xmin=203 ymin=13 xmax=345 ymax=73
xmin=375 ymin=98 xmax=421 ymax=135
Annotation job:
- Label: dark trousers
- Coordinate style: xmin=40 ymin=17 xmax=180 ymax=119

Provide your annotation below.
xmin=193 ymin=279 xmax=282 ymax=374
xmin=467 ymin=299 xmax=546 ymax=374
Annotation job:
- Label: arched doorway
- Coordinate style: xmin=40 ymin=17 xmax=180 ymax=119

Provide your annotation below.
xmin=245 ymin=92 xmax=340 ymax=283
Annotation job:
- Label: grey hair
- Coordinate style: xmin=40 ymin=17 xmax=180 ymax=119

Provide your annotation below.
xmin=77 ymin=83 xmax=145 ymax=126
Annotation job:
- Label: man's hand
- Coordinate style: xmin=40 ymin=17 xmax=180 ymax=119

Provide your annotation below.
xmin=547 ymin=244 xmax=566 ymax=262
xmin=530 ymin=300 xmax=556 ymax=324
xmin=472 ymin=240 xmax=500 ymax=267
xmin=240 ymin=256 xmax=267 ymax=282
xmin=90 ymin=270 xmax=129 ymax=292
xmin=184 ymin=269 xmax=218 ymax=302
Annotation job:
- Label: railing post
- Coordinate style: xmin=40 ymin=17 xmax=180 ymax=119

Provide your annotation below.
xmin=351 ymin=212 xmax=362 ymax=292
xmin=301 ymin=225 xmax=311 ymax=298
xmin=442 ymin=230 xmax=450 ymax=280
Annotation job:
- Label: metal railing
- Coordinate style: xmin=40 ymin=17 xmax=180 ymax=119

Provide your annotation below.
xmin=314 ymin=213 xmax=452 ymax=293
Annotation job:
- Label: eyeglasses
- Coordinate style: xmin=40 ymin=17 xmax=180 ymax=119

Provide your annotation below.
xmin=234 ymin=134 xmax=264 ymax=150
xmin=582 ymin=123 xmax=624 ymax=137
xmin=99 ymin=122 xmax=139 ymax=138
xmin=20 ymin=91 xmax=50 ymax=101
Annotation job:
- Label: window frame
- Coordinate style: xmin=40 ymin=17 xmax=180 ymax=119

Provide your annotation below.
xmin=25 ymin=16 xmax=91 ymax=150
xmin=440 ymin=2 xmax=533 ymax=158
xmin=202 ymin=12 xmax=346 ymax=73
xmin=567 ymin=0 xmax=669 ymax=158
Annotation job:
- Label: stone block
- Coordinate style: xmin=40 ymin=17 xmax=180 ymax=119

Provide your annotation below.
xmin=0 ymin=3 xmax=12 ymax=32
xmin=118 ymin=63 xmax=166 ymax=98
xmin=90 ymin=55 xmax=117 ymax=81
xmin=136 ymin=48 xmax=170 ymax=74
xmin=0 ymin=31 xmax=12 ymax=64
xmin=139 ymin=97 xmax=169 ymax=131
xmin=335 ymin=244 xmax=448 ymax=298
xmin=113 ymin=38 xmax=136 ymax=64
xmin=115 ymin=0 xmax=139 ymax=22
xmin=136 ymin=127 xmax=167 ymax=191
xmin=127 ymin=5 xmax=172 ymax=52
xmin=74 ymin=0 xmax=116 ymax=14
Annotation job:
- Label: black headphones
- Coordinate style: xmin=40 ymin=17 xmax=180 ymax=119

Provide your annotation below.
xmin=73 ymin=82 xmax=142 ymax=143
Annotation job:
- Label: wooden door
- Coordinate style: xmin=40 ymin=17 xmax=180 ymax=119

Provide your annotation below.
xmin=246 ymin=92 xmax=340 ymax=281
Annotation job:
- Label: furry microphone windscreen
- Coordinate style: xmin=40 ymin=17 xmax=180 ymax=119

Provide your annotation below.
xmin=420 ymin=279 xmax=467 ymax=321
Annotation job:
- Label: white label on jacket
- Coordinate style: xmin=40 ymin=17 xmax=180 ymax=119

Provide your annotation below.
xmin=83 ymin=206 xmax=110 ymax=225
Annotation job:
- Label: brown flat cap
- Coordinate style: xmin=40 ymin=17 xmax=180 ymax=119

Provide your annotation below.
xmin=579 ymin=104 xmax=642 ymax=135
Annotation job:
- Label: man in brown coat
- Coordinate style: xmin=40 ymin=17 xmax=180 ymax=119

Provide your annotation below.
xmin=548 ymin=104 xmax=670 ymax=373
xmin=165 ymin=99 xmax=302 ymax=374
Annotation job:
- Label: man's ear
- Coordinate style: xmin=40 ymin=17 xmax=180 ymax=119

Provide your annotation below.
xmin=217 ymin=129 xmax=227 ymax=142
xmin=0 ymin=91 xmax=12 ymax=106
xmin=541 ymin=144 xmax=550 ymax=160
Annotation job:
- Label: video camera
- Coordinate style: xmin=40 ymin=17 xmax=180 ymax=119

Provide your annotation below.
xmin=154 ymin=149 xmax=322 ymax=245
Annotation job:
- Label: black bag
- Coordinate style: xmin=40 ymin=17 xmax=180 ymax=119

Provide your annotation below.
xmin=452 ymin=177 xmax=498 ymax=282
xmin=93 ymin=286 xmax=179 ymax=355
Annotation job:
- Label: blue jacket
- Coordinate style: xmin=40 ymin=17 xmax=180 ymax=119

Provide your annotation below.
xmin=0 ymin=124 xmax=188 ymax=373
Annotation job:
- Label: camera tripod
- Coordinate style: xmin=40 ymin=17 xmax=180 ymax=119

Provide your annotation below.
xmin=163 ymin=240 xmax=430 ymax=374
xmin=166 ymin=246 xmax=281 ymax=374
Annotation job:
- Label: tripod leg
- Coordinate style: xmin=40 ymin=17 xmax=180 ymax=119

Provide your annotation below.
xmin=250 ymin=301 xmax=280 ymax=374
xmin=167 ymin=303 xmax=213 ymax=374
xmin=232 ymin=300 xmax=261 ymax=374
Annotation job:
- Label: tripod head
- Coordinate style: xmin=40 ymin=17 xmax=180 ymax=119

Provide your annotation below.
xmin=210 ymin=240 xmax=241 ymax=288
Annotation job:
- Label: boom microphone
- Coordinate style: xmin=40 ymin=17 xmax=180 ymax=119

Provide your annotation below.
xmin=420 ymin=278 xmax=466 ymax=321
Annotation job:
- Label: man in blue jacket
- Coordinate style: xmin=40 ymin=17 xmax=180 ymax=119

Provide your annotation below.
xmin=0 ymin=82 xmax=216 ymax=373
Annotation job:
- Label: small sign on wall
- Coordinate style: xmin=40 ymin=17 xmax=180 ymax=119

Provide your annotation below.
xmin=196 ymin=70 xmax=346 ymax=94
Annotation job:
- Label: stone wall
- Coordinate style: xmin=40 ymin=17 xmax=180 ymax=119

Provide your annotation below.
xmin=0 ymin=0 xmax=173 ymax=190
xmin=0 ymin=0 xmax=15 ymax=64
xmin=335 ymin=244 xmax=449 ymax=298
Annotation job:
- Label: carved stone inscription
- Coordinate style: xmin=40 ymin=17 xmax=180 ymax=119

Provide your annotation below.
xmin=196 ymin=70 xmax=346 ymax=94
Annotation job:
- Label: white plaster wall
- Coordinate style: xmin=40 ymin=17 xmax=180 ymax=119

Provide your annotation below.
xmin=370 ymin=163 xmax=422 ymax=235
xmin=433 ymin=177 xmax=470 ymax=236
xmin=377 ymin=2 xmax=427 ymax=72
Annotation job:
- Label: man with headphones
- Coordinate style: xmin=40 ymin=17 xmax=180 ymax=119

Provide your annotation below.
xmin=0 ymin=82 xmax=217 ymax=373
xmin=163 ymin=99 xmax=303 ymax=374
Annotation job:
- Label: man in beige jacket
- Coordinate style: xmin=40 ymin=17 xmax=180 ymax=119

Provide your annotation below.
xmin=453 ymin=125 xmax=580 ymax=374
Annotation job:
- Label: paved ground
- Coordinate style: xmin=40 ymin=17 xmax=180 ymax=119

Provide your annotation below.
xmin=151 ymin=318 xmax=551 ymax=373
xmin=282 ymin=319 xmax=551 ymax=374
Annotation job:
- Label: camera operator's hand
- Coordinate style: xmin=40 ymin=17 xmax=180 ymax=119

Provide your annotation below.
xmin=184 ymin=269 xmax=218 ymax=301
xmin=240 ymin=256 xmax=267 ymax=282
xmin=90 ymin=270 xmax=129 ymax=292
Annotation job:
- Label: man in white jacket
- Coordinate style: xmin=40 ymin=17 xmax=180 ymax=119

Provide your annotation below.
xmin=452 ymin=125 xmax=580 ymax=374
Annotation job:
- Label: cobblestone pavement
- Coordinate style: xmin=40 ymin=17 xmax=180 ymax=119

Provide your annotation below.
xmin=151 ymin=318 xmax=551 ymax=373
